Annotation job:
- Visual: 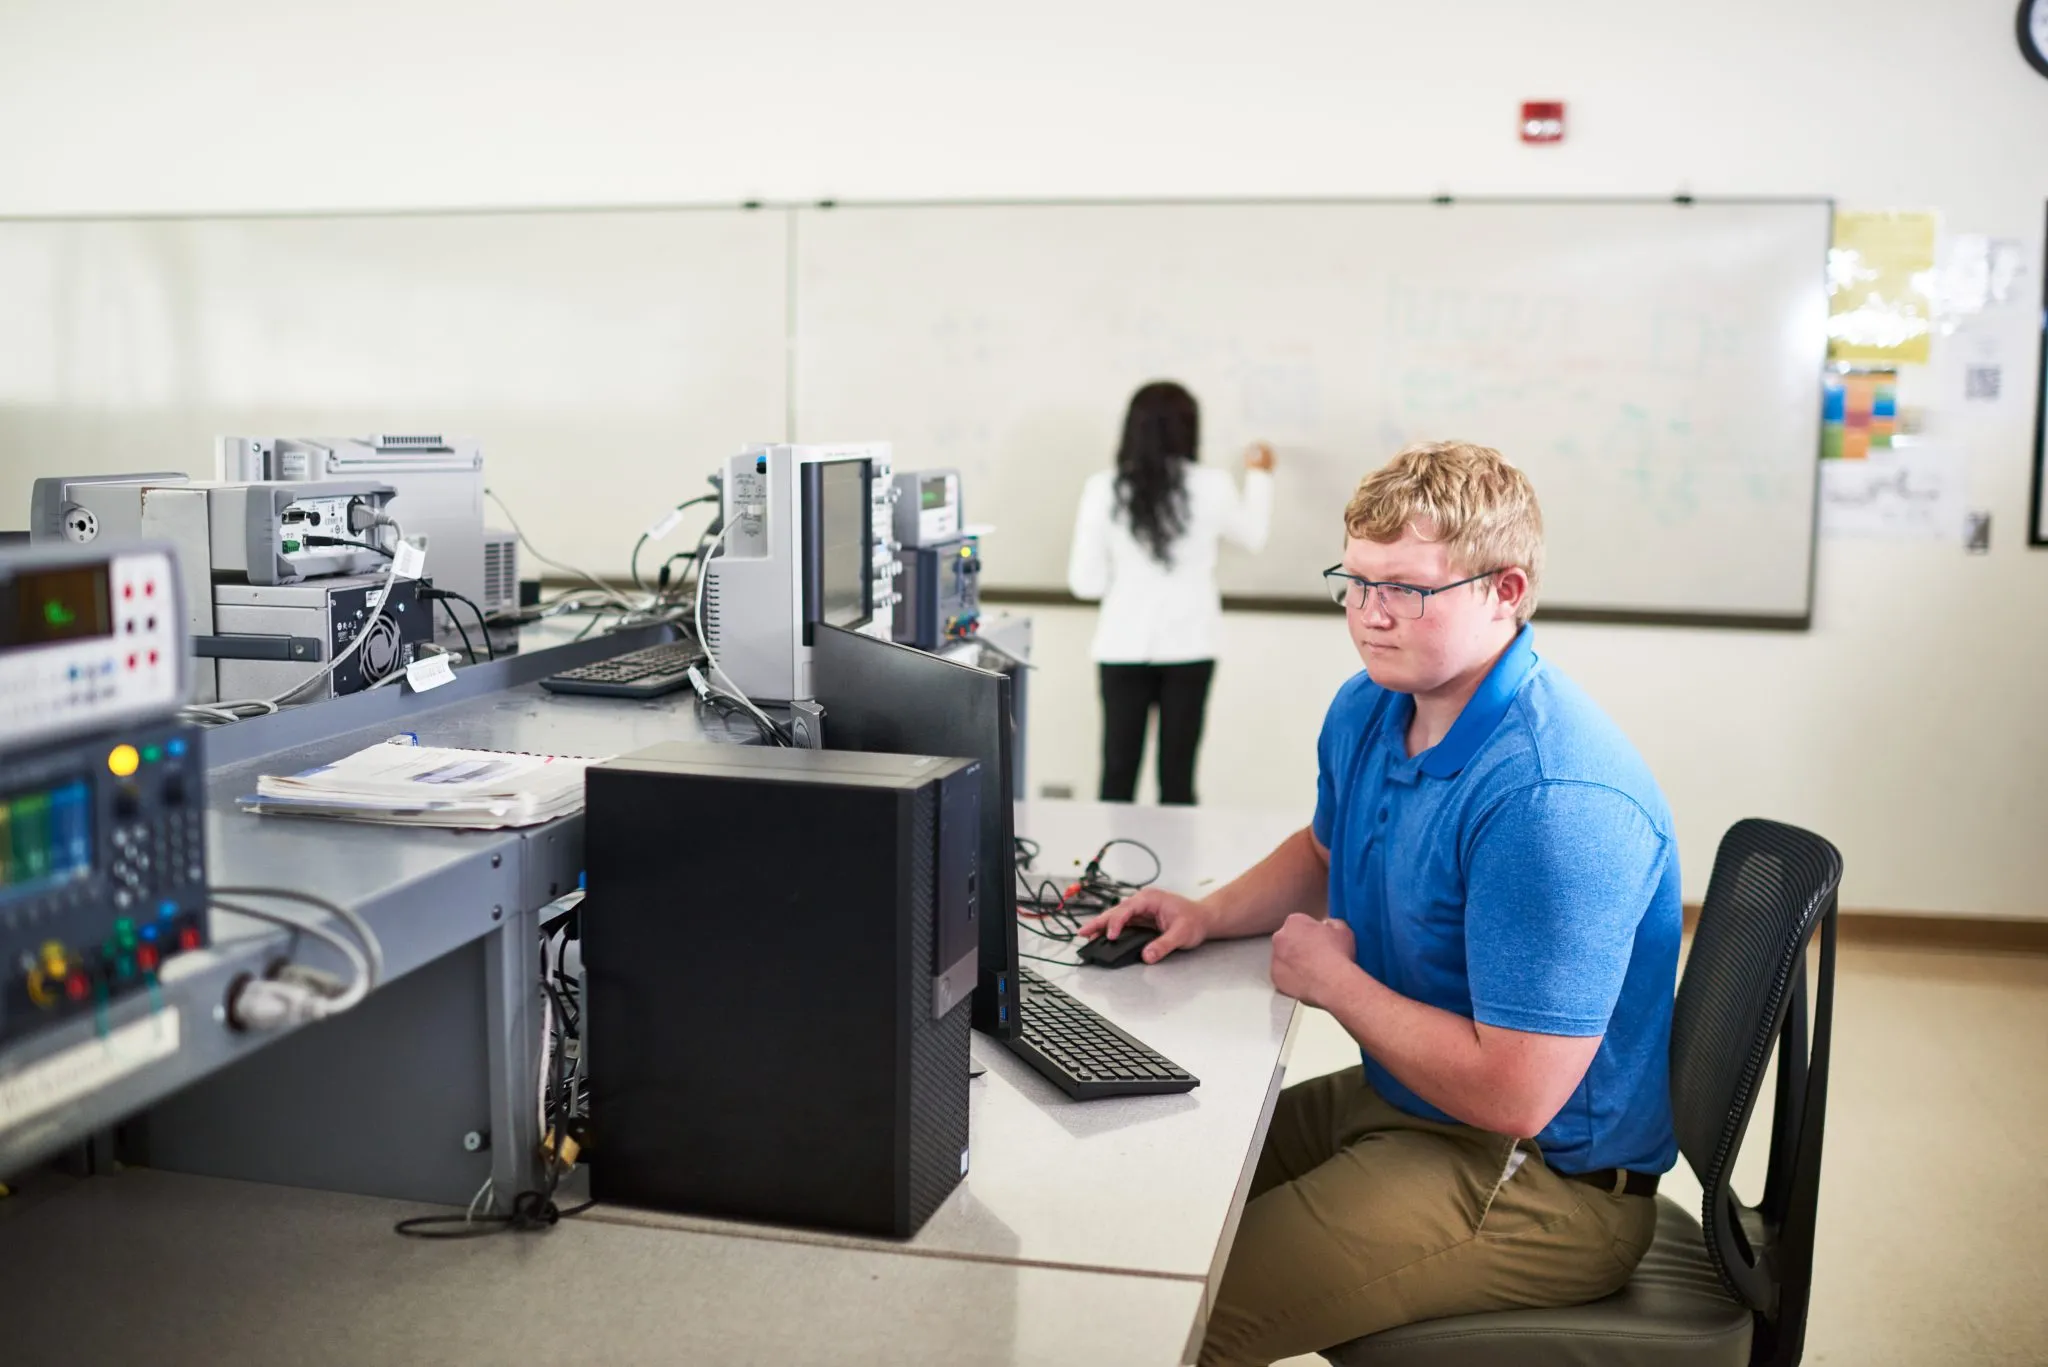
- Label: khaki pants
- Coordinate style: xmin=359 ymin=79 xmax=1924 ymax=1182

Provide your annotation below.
xmin=1200 ymin=1066 xmax=1658 ymax=1367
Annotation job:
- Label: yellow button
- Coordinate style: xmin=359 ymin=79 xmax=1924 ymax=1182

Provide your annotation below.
xmin=107 ymin=744 xmax=140 ymax=777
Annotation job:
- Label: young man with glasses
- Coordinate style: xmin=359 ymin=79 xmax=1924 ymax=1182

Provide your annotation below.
xmin=1082 ymin=441 xmax=1682 ymax=1367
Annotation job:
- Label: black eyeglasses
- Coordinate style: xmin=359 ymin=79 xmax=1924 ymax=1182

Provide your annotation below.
xmin=1321 ymin=565 xmax=1505 ymax=619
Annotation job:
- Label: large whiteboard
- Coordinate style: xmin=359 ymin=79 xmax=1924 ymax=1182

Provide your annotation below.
xmin=0 ymin=200 xmax=1831 ymax=623
xmin=0 ymin=208 xmax=790 ymax=572
xmin=795 ymin=201 xmax=1831 ymax=622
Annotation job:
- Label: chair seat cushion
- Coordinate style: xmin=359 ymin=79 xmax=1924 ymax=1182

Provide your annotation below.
xmin=1322 ymin=1196 xmax=1753 ymax=1367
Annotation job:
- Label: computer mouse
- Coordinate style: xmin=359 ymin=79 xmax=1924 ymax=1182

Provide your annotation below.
xmin=1077 ymin=925 xmax=1161 ymax=969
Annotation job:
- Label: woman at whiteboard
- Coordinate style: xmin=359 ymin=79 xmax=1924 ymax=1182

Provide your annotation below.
xmin=1067 ymin=380 xmax=1275 ymax=805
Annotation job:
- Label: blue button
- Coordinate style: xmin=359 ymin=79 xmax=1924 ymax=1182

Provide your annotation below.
xmin=159 ymin=900 xmax=177 ymax=919
xmin=68 ymin=666 xmax=80 ymax=681
xmin=167 ymin=738 xmax=188 ymax=758
xmin=141 ymin=924 xmax=159 ymax=942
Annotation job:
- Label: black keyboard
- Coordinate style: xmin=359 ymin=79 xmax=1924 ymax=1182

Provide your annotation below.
xmin=1008 ymin=967 xmax=1198 ymax=1100
xmin=539 ymin=640 xmax=708 ymax=699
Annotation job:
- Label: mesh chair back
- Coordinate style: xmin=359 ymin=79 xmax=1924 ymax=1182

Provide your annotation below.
xmin=1669 ymin=818 xmax=1842 ymax=1323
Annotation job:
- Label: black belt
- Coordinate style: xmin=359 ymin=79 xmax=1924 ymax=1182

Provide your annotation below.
xmin=1561 ymin=1167 xmax=1659 ymax=1198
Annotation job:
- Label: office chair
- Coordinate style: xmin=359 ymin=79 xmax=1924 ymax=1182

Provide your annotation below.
xmin=1324 ymin=819 xmax=1843 ymax=1367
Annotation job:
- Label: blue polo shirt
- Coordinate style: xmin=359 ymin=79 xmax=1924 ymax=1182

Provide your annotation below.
xmin=1312 ymin=626 xmax=1680 ymax=1175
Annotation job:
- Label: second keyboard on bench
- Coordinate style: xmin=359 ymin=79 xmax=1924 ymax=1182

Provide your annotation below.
xmin=1009 ymin=966 xmax=1199 ymax=1100
xmin=538 ymin=639 xmax=707 ymax=699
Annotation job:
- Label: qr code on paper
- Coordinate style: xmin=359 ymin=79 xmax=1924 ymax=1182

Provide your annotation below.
xmin=1964 ymin=365 xmax=2001 ymax=400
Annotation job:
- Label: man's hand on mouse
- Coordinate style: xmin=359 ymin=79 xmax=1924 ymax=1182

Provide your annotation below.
xmin=1268 ymin=913 xmax=1357 ymax=1009
xmin=1078 ymin=889 xmax=1212 ymax=965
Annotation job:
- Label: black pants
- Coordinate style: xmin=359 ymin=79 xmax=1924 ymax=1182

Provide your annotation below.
xmin=1098 ymin=661 xmax=1216 ymax=806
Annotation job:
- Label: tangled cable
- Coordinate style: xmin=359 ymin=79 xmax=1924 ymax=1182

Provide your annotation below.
xmin=1012 ymin=837 xmax=1162 ymax=966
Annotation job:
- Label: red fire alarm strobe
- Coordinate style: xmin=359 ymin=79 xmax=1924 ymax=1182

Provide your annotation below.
xmin=1521 ymin=101 xmax=1565 ymax=143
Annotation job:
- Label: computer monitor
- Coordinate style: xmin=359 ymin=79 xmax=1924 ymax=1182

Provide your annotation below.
xmin=811 ymin=622 xmax=1021 ymax=1039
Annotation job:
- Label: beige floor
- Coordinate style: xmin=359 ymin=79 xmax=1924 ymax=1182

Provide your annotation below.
xmin=1271 ymin=940 xmax=2048 ymax=1367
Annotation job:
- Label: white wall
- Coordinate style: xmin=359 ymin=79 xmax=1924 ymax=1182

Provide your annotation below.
xmin=3 ymin=0 xmax=2045 ymax=916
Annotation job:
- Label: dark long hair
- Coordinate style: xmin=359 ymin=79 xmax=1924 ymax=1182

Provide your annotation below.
xmin=1114 ymin=381 xmax=1198 ymax=566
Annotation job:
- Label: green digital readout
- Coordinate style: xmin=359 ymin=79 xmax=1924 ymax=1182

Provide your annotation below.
xmin=1 ymin=564 xmax=111 ymax=651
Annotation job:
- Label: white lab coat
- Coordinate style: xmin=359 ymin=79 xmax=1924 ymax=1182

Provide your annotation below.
xmin=1066 ymin=466 xmax=1273 ymax=664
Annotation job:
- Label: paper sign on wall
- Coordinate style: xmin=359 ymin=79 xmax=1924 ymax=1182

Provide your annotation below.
xmin=1828 ymin=211 xmax=1937 ymax=365
xmin=1820 ymin=443 xmax=1962 ymax=541
xmin=1933 ymin=234 xmax=2027 ymax=326
xmin=1822 ymin=370 xmax=1897 ymax=459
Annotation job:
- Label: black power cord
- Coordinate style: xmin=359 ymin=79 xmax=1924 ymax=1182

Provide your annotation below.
xmin=443 ymin=590 xmax=496 ymax=662
xmin=393 ymin=922 xmax=591 ymax=1240
xmin=435 ymin=599 xmax=478 ymax=665
xmin=418 ymin=587 xmax=497 ymax=662
xmin=655 ymin=551 xmax=698 ymax=591
xmin=302 ymin=534 xmax=394 ymax=558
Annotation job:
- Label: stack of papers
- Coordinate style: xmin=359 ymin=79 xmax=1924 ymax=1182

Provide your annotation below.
xmin=239 ymin=737 xmax=604 ymax=829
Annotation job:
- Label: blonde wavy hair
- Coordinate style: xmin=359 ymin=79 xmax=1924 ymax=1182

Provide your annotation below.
xmin=1343 ymin=441 xmax=1544 ymax=622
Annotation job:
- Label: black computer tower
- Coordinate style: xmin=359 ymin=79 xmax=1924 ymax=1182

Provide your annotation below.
xmin=584 ymin=742 xmax=980 ymax=1237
